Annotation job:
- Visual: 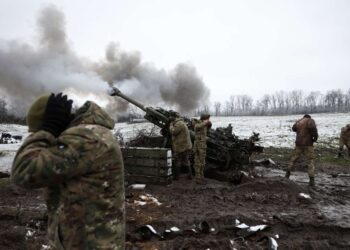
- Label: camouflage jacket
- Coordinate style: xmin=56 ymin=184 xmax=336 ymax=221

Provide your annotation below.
xmin=169 ymin=118 xmax=192 ymax=153
xmin=193 ymin=120 xmax=208 ymax=148
xmin=292 ymin=117 xmax=318 ymax=146
xmin=11 ymin=101 xmax=125 ymax=250
xmin=340 ymin=124 xmax=350 ymax=146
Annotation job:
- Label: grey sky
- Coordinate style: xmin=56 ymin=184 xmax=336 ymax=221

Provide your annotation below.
xmin=1 ymin=0 xmax=350 ymax=103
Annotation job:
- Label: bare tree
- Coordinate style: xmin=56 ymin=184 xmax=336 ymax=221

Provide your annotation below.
xmin=275 ymin=91 xmax=285 ymax=113
xmin=290 ymin=90 xmax=303 ymax=113
xmin=213 ymin=101 xmax=221 ymax=116
xmin=241 ymin=95 xmax=253 ymax=113
xmin=344 ymin=89 xmax=350 ymax=111
xmin=324 ymin=89 xmax=344 ymax=112
xmin=224 ymin=101 xmax=231 ymax=116
xmin=305 ymin=91 xmax=320 ymax=113
xmin=260 ymin=94 xmax=271 ymax=114
xmin=270 ymin=94 xmax=277 ymax=113
xmin=229 ymin=95 xmax=235 ymax=115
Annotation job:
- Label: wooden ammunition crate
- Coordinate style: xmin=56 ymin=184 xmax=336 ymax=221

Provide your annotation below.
xmin=121 ymin=147 xmax=173 ymax=185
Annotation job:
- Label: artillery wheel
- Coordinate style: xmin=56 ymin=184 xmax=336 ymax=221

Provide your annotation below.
xmin=220 ymin=151 xmax=233 ymax=171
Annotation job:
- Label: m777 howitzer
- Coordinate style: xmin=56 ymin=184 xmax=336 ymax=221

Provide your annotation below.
xmin=109 ymin=87 xmax=263 ymax=171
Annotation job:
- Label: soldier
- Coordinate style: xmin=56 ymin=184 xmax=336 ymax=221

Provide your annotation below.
xmin=285 ymin=114 xmax=318 ymax=186
xmin=169 ymin=113 xmax=193 ymax=180
xmin=193 ymin=113 xmax=212 ymax=184
xmin=338 ymin=124 xmax=350 ymax=157
xmin=11 ymin=93 xmax=125 ymax=249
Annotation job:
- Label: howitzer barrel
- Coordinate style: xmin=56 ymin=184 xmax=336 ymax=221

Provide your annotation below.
xmin=109 ymin=87 xmax=147 ymax=112
xmin=109 ymin=87 xmax=170 ymax=129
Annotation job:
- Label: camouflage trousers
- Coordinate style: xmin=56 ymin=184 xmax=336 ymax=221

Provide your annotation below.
xmin=193 ymin=142 xmax=206 ymax=181
xmin=174 ymin=150 xmax=191 ymax=168
xmin=339 ymin=138 xmax=350 ymax=156
xmin=288 ymin=146 xmax=315 ymax=177
xmin=173 ymin=150 xmax=191 ymax=178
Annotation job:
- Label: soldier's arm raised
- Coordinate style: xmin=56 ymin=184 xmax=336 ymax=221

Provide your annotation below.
xmin=11 ymin=127 xmax=101 ymax=189
xmin=194 ymin=121 xmax=207 ymax=131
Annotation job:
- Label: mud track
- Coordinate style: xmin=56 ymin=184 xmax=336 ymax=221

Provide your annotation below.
xmin=0 ymin=147 xmax=349 ymax=249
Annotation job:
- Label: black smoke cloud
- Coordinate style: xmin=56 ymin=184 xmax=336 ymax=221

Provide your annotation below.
xmin=0 ymin=4 xmax=209 ymax=117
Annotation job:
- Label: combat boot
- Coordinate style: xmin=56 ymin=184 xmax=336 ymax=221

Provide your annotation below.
xmin=309 ymin=177 xmax=315 ymax=187
xmin=285 ymin=170 xmax=291 ymax=179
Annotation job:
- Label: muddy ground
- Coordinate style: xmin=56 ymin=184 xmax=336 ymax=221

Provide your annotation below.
xmin=0 ymin=147 xmax=349 ymax=250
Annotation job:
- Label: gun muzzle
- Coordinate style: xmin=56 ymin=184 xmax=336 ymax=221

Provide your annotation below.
xmin=108 ymin=87 xmax=121 ymax=96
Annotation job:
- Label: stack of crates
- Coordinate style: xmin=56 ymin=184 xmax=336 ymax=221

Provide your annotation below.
xmin=121 ymin=147 xmax=173 ymax=185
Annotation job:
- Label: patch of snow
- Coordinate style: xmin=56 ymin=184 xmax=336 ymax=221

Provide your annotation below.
xmin=144 ymin=225 xmax=158 ymax=234
xmin=236 ymin=223 xmax=249 ymax=229
xmin=247 ymin=224 xmax=268 ymax=232
xmin=134 ymin=200 xmax=146 ymax=206
xmin=129 ymin=184 xmax=146 ymax=190
xmin=25 ymin=229 xmax=34 ymax=239
xmin=170 ymin=226 xmax=180 ymax=232
xmin=139 ymin=194 xmax=162 ymax=206
xmin=269 ymin=237 xmax=278 ymax=250
xmin=299 ymin=193 xmax=311 ymax=199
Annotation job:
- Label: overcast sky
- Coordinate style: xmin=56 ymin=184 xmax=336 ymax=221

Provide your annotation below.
xmin=1 ymin=0 xmax=350 ymax=103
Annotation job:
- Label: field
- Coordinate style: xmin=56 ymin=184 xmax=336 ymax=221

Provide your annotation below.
xmin=114 ymin=112 xmax=350 ymax=148
xmin=0 ymin=113 xmax=349 ymax=249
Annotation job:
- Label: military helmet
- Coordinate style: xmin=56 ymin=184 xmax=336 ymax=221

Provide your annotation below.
xmin=200 ymin=113 xmax=210 ymax=120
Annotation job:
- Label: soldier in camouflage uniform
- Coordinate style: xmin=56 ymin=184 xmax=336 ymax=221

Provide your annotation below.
xmin=193 ymin=114 xmax=212 ymax=184
xmin=11 ymin=93 xmax=125 ymax=250
xmin=285 ymin=114 xmax=318 ymax=186
xmin=338 ymin=124 xmax=350 ymax=157
xmin=169 ymin=114 xmax=193 ymax=180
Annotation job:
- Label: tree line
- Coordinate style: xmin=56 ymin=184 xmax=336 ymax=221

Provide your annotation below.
xmin=1 ymin=88 xmax=349 ymax=124
xmin=195 ymin=89 xmax=350 ymax=116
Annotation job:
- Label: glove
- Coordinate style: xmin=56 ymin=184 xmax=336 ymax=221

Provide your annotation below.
xmin=206 ymin=121 xmax=212 ymax=129
xmin=40 ymin=93 xmax=73 ymax=137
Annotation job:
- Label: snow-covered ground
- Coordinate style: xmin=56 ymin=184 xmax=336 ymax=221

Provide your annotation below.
xmin=210 ymin=113 xmax=349 ymax=148
xmin=115 ymin=112 xmax=350 ymax=148
xmin=1 ymin=112 xmax=349 ymax=173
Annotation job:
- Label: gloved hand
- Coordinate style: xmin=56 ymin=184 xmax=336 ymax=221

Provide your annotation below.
xmin=206 ymin=120 xmax=212 ymax=129
xmin=40 ymin=93 xmax=73 ymax=137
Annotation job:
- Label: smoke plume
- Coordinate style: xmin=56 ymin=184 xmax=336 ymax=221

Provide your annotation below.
xmin=0 ymin=4 xmax=209 ymax=117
